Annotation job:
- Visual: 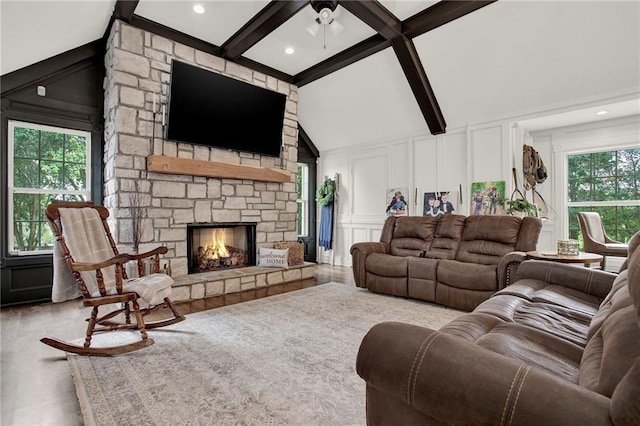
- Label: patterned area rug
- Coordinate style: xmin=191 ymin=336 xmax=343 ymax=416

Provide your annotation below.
xmin=68 ymin=283 xmax=463 ymax=426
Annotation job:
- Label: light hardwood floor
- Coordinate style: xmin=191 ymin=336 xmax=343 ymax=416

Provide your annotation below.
xmin=0 ymin=264 xmax=355 ymax=426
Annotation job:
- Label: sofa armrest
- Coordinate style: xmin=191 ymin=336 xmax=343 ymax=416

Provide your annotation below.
xmin=357 ymin=322 xmax=611 ymax=426
xmin=497 ymin=251 xmax=528 ymax=289
xmin=350 ymin=242 xmax=389 ymax=288
xmin=514 ymin=260 xmax=616 ymax=299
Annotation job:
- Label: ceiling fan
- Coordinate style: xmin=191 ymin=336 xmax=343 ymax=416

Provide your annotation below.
xmin=307 ymin=0 xmax=344 ymax=47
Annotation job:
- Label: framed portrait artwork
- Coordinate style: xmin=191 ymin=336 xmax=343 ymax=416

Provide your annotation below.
xmin=423 ymin=191 xmax=458 ymax=217
xmin=386 ymin=187 xmax=409 ymax=217
xmin=470 ymin=181 xmax=506 ymax=215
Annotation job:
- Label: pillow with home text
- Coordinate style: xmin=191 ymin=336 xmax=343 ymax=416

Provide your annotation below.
xmin=258 ymin=247 xmax=289 ymax=269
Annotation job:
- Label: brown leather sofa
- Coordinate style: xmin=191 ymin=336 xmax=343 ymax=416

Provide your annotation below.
xmin=350 ymin=214 xmax=542 ymax=311
xmin=356 ymin=231 xmax=640 ymax=425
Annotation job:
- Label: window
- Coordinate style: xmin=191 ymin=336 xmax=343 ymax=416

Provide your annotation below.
xmin=567 ymin=148 xmax=640 ymax=246
xmin=296 ymin=163 xmax=309 ymax=237
xmin=8 ymin=121 xmax=91 ymax=255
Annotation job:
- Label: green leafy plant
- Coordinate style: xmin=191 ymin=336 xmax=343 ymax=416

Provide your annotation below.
xmin=505 ymin=198 xmax=536 ymax=216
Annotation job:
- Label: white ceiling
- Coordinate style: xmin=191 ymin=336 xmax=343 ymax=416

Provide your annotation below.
xmin=0 ymin=0 xmax=116 ymax=74
xmin=244 ymin=5 xmax=378 ymax=75
xmin=134 ymin=0 xmax=270 ymax=48
xmin=1 ymin=1 xmax=639 ymax=152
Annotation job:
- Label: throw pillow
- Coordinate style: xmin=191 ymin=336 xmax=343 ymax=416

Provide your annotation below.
xmin=258 ymin=247 xmax=289 ymax=269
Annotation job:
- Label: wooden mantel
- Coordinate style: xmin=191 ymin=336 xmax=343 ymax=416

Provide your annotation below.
xmin=146 ymin=155 xmax=291 ymax=183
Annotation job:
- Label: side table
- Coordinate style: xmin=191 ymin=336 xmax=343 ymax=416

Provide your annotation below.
xmin=526 ymin=251 xmax=603 ymax=267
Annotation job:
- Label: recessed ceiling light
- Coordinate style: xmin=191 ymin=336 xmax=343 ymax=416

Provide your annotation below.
xmin=284 ymin=47 xmax=295 ymax=55
xmin=193 ymin=4 xmax=205 ymax=14
xmin=596 ymin=110 xmax=609 ymax=116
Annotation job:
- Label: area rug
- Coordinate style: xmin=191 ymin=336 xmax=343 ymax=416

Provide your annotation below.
xmin=68 ymin=283 xmax=463 ymax=426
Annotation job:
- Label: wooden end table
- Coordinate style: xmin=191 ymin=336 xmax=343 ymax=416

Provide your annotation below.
xmin=526 ymin=251 xmax=603 ymax=267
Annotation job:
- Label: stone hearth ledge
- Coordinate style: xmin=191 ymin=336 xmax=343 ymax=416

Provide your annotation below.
xmin=170 ymin=262 xmax=316 ymax=302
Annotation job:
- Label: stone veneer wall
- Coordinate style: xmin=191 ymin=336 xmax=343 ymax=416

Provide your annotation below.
xmin=103 ymin=20 xmax=299 ymax=279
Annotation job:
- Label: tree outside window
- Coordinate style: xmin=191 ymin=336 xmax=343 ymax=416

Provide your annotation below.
xmin=567 ymin=148 xmax=639 ymax=247
xmin=8 ymin=121 xmax=91 ymax=255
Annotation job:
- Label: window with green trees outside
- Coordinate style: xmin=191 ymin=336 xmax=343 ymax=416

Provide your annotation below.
xmin=296 ymin=163 xmax=309 ymax=237
xmin=8 ymin=121 xmax=91 ymax=255
xmin=567 ymin=148 xmax=640 ymax=247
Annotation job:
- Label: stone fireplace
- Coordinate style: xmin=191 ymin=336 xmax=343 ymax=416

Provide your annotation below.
xmin=102 ymin=20 xmax=300 ymax=285
xmin=188 ymin=223 xmax=257 ymax=273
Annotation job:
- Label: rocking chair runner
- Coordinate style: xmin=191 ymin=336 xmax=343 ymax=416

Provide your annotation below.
xmin=42 ymin=201 xmax=185 ymax=356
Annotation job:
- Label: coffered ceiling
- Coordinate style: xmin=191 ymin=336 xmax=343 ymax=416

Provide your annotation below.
xmin=1 ymin=1 xmax=639 ymax=151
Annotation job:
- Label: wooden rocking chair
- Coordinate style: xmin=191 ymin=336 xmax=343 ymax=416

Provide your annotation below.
xmin=42 ymin=201 xmax=185 ymax=356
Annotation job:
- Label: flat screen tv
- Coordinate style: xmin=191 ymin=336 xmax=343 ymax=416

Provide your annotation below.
xmin=166 ymin=60 xmax=286 ymax=157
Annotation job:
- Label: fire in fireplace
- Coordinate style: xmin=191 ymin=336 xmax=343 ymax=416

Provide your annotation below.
xmin=187 ymin=223 xmax=257 ymax=273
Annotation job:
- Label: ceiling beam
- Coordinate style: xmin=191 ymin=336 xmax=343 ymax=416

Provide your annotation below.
xmin=403 ymin=0 xmax=497 ymax=39
xmin=340 ymin=1 xmax=446 ymax=135
xmin=113 ymin=0 xmax=138 ymax=22
xmin=339 ymin=1 xmax=401 ymax=40
xmin=221 ymin=1 xmax=309 ymax=60
xmin=294 ymin=34 xmax=390 ymax=86
xmin=391 ymin=35 xmax=446 ymax=134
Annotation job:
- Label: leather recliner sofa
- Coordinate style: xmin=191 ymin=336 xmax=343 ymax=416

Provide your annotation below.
xmin=356 ymin=231 xmax=640 ymax=425
xmin=350 ymin=214 xmax=542 ymax=311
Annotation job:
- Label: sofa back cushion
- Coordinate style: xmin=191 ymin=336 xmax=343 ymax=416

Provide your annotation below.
xmin=515 ymin=216 xmax=543 ymax=252
xmin=379 ymin=216 xmax=397 ymax=246
xmin=425 ymin=215 xmax=466 ymax=259
xmin=389 ymin=216 xmax=437 ymax=257
xmin=579 ymin=236 xmax=640 ymax=406
xmin=456 ymin=215 xmax=522 ymax=265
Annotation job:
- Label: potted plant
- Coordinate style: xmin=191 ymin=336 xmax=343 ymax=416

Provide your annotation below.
xmin=505 ymin=198 xmax=536 ymax=217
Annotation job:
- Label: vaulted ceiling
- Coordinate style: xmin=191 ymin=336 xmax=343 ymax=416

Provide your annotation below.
xmin=1 ymin=1 xmax=639 ymax=151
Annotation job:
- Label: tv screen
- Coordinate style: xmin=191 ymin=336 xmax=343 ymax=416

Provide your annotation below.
xmin=166 ymin=60 xmax=286 ymax=157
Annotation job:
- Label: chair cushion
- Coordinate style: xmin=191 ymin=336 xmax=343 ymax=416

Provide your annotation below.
xmin=580 ymin=212 xmax=606 ymax=243
xmin=90 ymin=273 xmax=173 ymax=305
xmin=59 ymin=207 xmax=119 ymax=296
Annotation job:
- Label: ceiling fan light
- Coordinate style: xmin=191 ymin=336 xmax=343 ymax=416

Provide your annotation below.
xmin=306 ymin=20 xmax=321 ymax=37
xmin=318 ymin=7 xmax=333 ymax=25
xmin=329 ymin=19 xmax=343 ymax=36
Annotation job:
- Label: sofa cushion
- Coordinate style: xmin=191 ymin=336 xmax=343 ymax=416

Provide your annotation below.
xmin=392 ymin=216 xmax=436 ymax=239
xmin=365 ymin=253 xmax=409 ymax=297
xmin=579 ymin=267 xmax=640 ymax=398
xmin=456 ymin=240 xmax=517 ymax=265
xmin=408 ymin=257 xmax=438 ymax=302
xmin=365 ymin=253 xmax=407 ymax=277
xmin=428 ymin=214 xmax=465 ymax=259
xmin=515 ymin=216 xmax=544 ymax=252
xmin=389 ymin=217 xmax=436 ymax=256
xmin=453 ymin=216 xmax=521 ymax=265
xmin=473 ymin=295 xmax=592 ymax=346
xmin=463 ymin=215 xmax=521 ymax=245
xmin=497 ymin=280 xmax=602 ymax=317
xmin=437 ymin=260 xmax=497 ymax=291
xmin=475 ymin=322 xmax=583 ymax=382
xmin=441 ymin=308 xmax=584 ymax=382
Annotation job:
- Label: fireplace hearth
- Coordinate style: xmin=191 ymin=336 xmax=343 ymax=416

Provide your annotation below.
xmin=187 ymin=223 xmax=257 ymax=274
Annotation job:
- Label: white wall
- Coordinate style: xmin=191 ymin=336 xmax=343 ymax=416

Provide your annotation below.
xmin=316 ymin=112 xmax=640 ymax=269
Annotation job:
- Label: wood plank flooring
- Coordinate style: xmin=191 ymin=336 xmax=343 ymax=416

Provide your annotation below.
xmin=0 ymin=265 xmax=354 ymax=426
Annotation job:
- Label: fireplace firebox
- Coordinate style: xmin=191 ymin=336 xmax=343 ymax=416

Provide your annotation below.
xmin=187 ymin=223 xmax=257 ymax=274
